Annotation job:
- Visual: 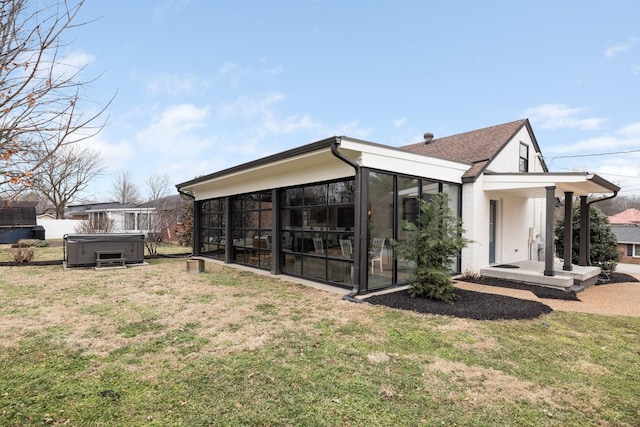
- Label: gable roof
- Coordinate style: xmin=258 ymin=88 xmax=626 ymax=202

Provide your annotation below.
xmin=608 ymin=208 xmax=640 ymax=225
xmin=400 ymin=119 xmax=547 ymax=180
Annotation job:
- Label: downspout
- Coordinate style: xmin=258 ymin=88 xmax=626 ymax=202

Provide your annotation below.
xmin=582 ymin=190 xmax=618 ymax=266
xmin=330 ymin=139 xmax=362 ymax=303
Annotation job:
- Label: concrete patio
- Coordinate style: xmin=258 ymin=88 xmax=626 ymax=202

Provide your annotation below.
xmin=479 ymin=260 xmax=601 ymax=292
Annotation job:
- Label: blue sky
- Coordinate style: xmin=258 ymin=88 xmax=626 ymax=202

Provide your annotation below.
xmin=65 ymin=0 xmax=640 ymax=200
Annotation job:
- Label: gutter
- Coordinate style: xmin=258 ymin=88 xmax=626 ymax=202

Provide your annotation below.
xmin=330 ymin=138 xmax=363 ymax=302
xmin=330 ymin=138 xmax=360 ymax=171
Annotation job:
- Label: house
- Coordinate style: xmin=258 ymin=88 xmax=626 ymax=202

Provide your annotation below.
xmin=608 ymin=208 xmax=640 ymax=265
xmin=66 ymin=202 xmax=159 ymax=235
xmin=176 ymin=119 xmax=619 ymax=295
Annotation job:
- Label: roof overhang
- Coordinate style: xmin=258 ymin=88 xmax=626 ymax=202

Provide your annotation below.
xmin=481 ymin=172 xmax=620 ymax=198
xmin=176 ymin=136 xmax=470 ymax=200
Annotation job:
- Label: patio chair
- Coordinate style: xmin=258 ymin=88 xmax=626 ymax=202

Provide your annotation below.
xmin=248 ymin=237 xmax=270 ymax=265
xmin=312 ymin=237 xmax=324 ymax=254
xmin=339 ymin=239 xmax=353 ymax=258
xmin=339 ymin=239 xmax=354 ymax=284
xmin=370 ymin=237 xmax=385 ymax=273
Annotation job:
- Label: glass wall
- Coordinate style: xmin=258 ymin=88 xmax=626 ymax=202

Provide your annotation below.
xmin=231 ymin=191 xmax=273 ymax=269
xmin=367 ymin=172 xmax=394 ymax=290
xmin=200 ymin=198 xmax=226 ymax=259
xmin=396 ymin=176 xmax=420 ymax=285
xmin=195 ymin=172 xmax=460 ymax=293
xmin=366 ymin=171 xmax=462 ymax=292
xmin=281 ymin=179 xmax=355 ymax=286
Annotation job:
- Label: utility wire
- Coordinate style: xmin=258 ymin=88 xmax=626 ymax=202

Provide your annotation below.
xmin=549 ymin=148 xmax=640 ymax=160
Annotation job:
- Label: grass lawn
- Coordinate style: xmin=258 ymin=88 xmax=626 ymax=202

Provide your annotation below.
xmin=1 ymin=255 xmax=639 ymax=426
xmin=0 ymin=240 xmax=190 ymax=263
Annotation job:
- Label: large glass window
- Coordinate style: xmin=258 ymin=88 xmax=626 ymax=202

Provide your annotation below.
xmin=200 ymin=199 xmax=226 ymax=259
xmin=368 ymin=172 xmax=394 ymax=290
xmin=396 ymin=176 xmax=419 ymax=284
xmin=367 ymin=171 xmax=462 ymax=292
xmin=281 ymin=179 xmax=355 ymax=286
xmin=231 ymin=191 xmax=273 ymax=269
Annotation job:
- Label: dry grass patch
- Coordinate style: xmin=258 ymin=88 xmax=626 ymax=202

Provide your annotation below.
xmin=0 ymin=259 xmax=373 ymax=363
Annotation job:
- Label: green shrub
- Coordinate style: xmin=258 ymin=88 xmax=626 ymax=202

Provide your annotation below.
xmin=394 ymin=193 xmax=469 ymax=303
xmin=555 ymin=205 xmax=618 ymax=271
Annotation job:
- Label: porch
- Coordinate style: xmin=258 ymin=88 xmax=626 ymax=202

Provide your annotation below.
xmin=479 ymin=260 xmax=601 ymax=292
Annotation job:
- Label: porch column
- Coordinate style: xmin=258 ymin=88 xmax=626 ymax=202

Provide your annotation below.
xmin=544 ymin=186 xmax=556 ymax=276
xmin=563 ymin=192 xmax=573 ymax=271
xmin=579 ymin=196 xmax=589 ymax=266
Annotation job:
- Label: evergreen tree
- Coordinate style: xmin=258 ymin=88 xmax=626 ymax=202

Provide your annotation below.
xmin=394 ymin=193 xmax=469 ymax=303
xmin=555 ymin=205 xmax=619 ymax=271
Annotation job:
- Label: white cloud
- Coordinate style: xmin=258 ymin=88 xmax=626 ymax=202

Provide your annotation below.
xmin=216 ymin=93 xmax=286 ymax=120
xmin=523 ymin=104 xmax=606 ymax=130
xmin=135 ymin=104 xmax=209 ymax=147
xmin=331 ymin=120 xmax=374 ymax=140
xmin=146 ymin=73 xmax=208 ymax=96
xmin=546 ymin=121 xmax=640 ymax=154
xmin=51 ymin=51 xmax=95 ymax=80
xmin=394 ymin=118 xmax=406 ymax=128
xmin=261 ymin=114 xmax=320 ymax=135
xmin=605 ymin=37 xmax=638 ymax=58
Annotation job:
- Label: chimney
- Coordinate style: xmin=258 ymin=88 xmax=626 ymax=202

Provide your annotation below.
xmin=423 ymin=132 xmax=434 ymax=144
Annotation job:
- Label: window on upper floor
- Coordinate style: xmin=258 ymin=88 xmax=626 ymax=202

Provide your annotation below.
xmin=519 ymin=142 xmax=529 ymax=172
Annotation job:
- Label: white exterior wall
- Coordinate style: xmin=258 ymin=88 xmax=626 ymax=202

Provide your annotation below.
xmin=490 ymin=127 xmax=544 ymax=173
xmin=461 ymin=177 xmax=488 ymax=272
xmin=499 ymin=196 xmax=534 ymax=263
xmin=461 ymin=127 xmax=548 ymax=272
xmin=36 ymin=219 xmax=83 ymax=239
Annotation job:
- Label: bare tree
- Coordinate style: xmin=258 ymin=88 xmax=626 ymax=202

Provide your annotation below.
xmin=29 ymin=145 xmax=104 ymax=218
xmin=111 ymin=169 xmax=141 ymax=204
xmin=0 ymin=0 xmax=111 ymax=199
xmin=146 ymin=173 xmax=172 ymax=203
xmin=143 ymin=173 xmax=173 ymax=255
xmin=74 ymin=215 xmax=114 ymax=233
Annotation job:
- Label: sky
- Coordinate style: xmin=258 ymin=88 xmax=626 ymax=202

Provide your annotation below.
xmin=59 ymin=0 xmax=640 ymax=201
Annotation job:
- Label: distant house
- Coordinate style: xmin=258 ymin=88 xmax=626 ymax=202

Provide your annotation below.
xmin=136 ymin=195 xmax=183 ymax=242
xmin=609 ymin=208 xmax=640 ymax=265
xmin=177 ymin=119 xmax=619 ymax=294
xmin=66 ymin=202 xmax=158 ymax=234
xmin=65 ymin=195 xmax=183 ymax=241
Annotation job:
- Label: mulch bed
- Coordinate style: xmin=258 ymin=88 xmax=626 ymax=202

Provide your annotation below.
xmin=364 ymin=272 xmax=639 ymax=321
xmin=365 ymin=288 xmax=554 ymax=321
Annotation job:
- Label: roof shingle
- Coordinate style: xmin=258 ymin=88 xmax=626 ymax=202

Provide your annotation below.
xmin=400 ymin=119 xmax=529 ymax=180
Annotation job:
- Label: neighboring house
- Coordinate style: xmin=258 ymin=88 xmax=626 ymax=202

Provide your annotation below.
xmin=608 ymin=208 xmax=640 ymax=265
xmin=66 ymin=202 xmax=159 ymax=235
xmin=137 ymin=194 xmax=183 ymax=242
xmin=176 ymin=119 xmax=619 ymax=295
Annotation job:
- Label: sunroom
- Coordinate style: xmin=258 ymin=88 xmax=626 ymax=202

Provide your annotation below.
xmin=176 ymin=136 xmax=469 ymax=295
